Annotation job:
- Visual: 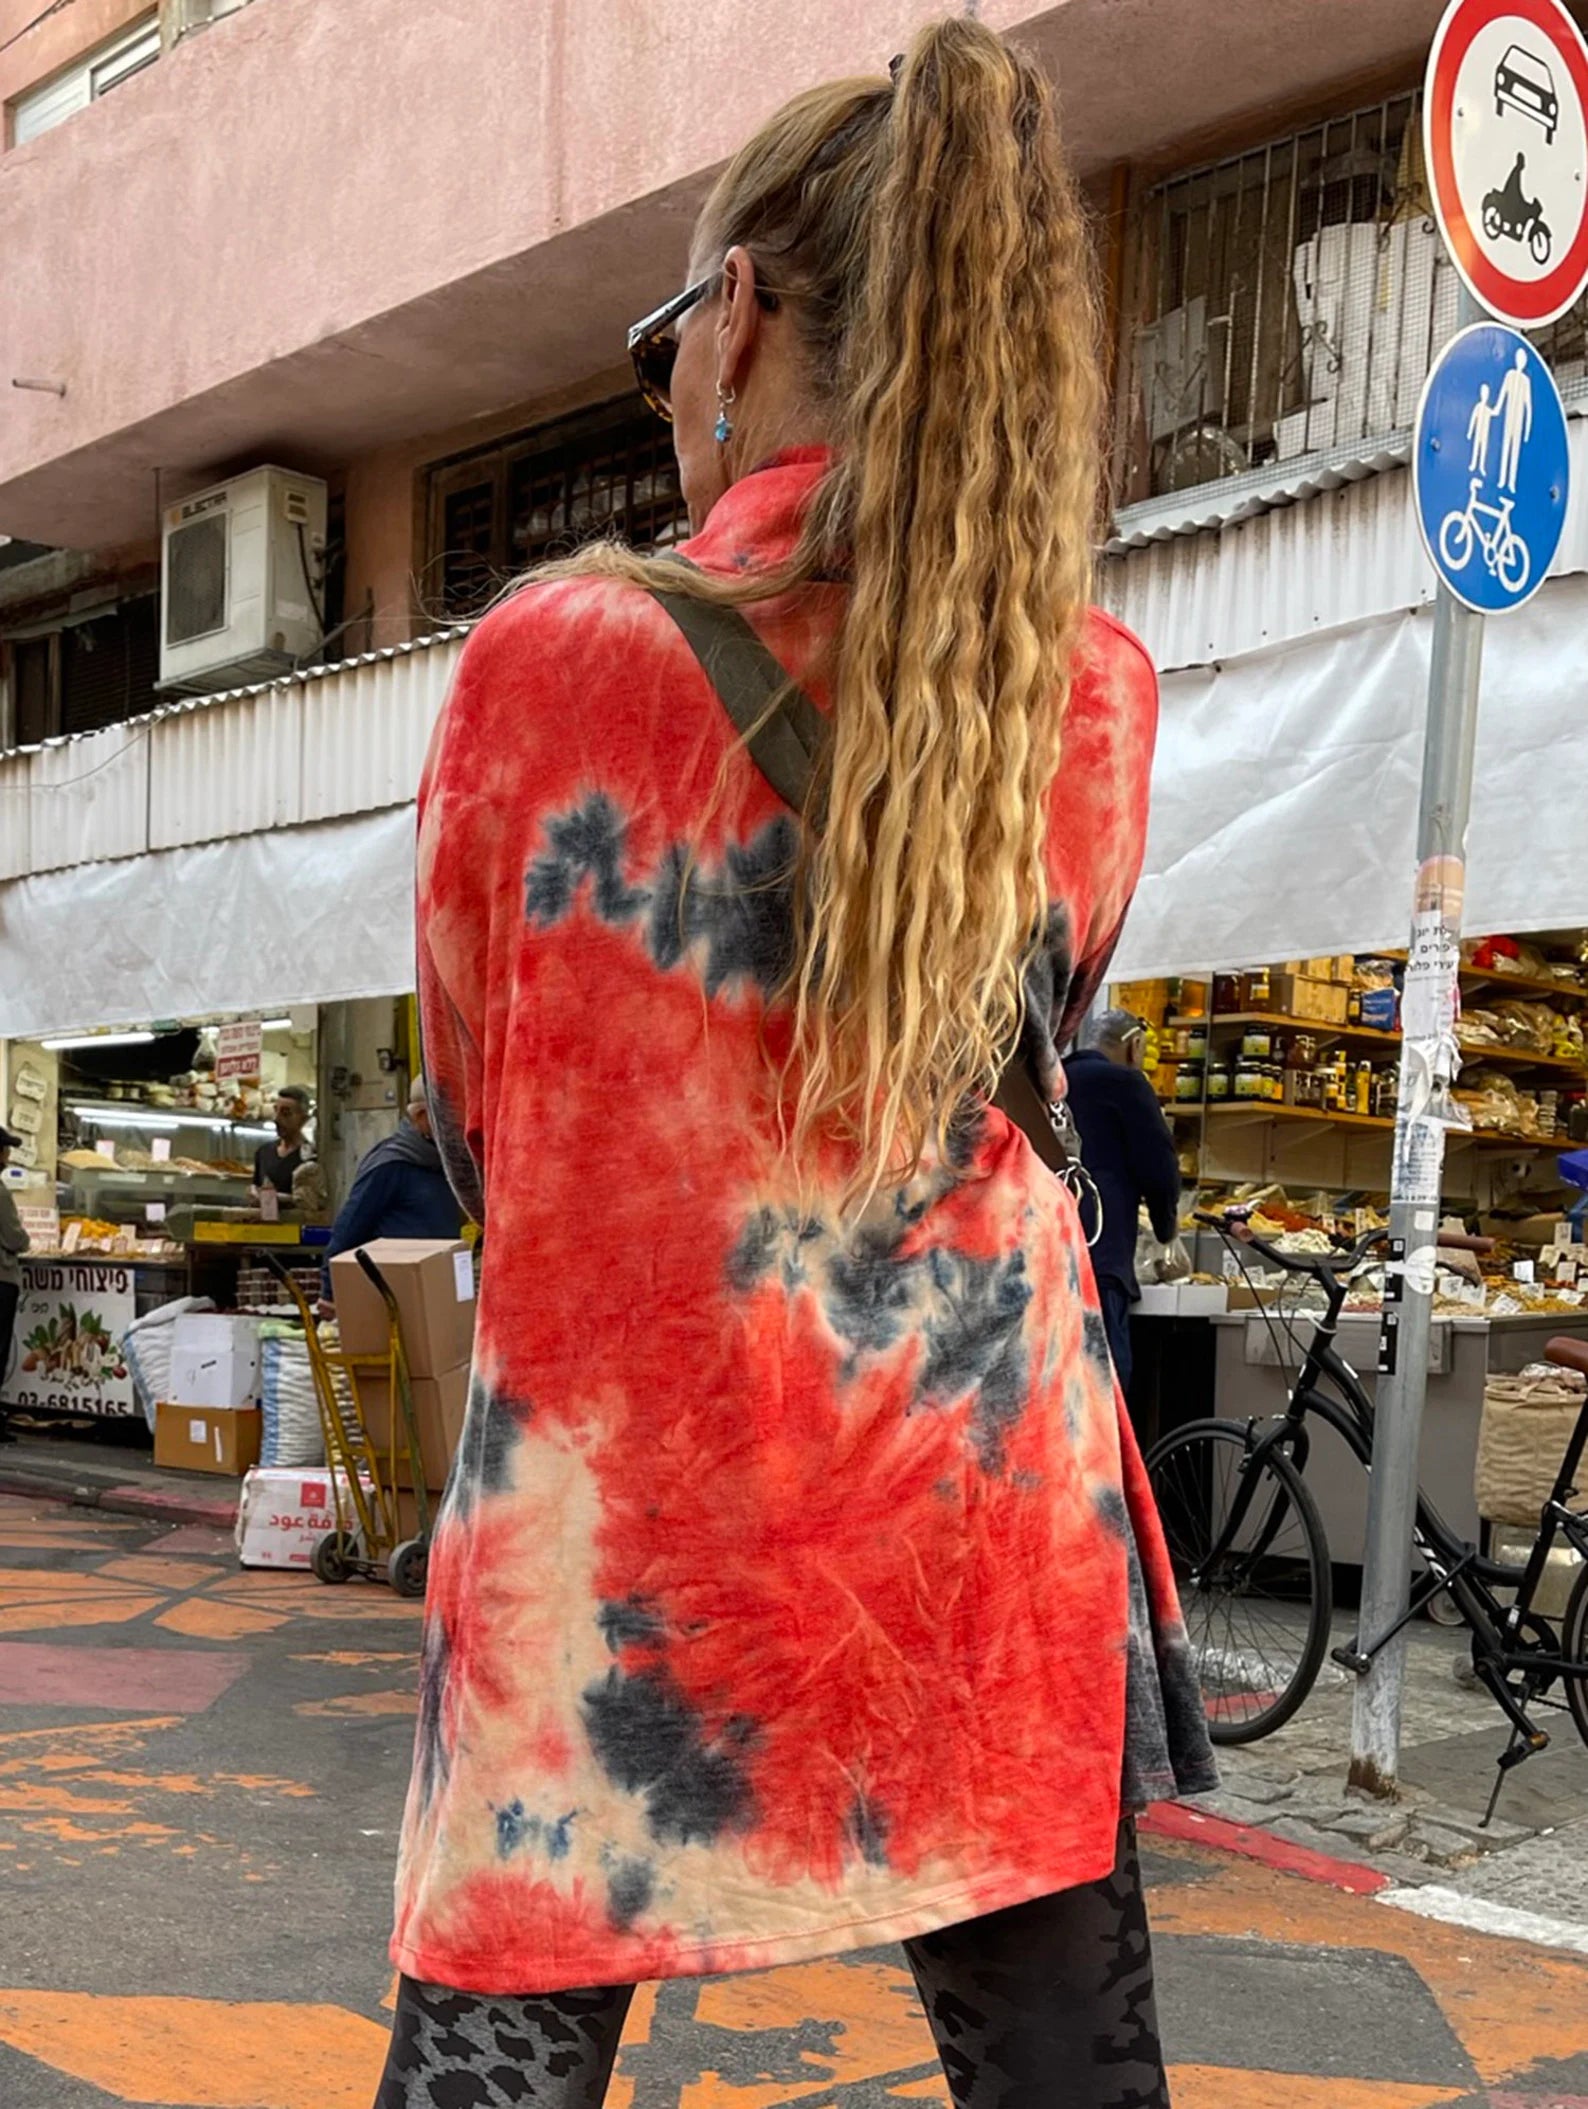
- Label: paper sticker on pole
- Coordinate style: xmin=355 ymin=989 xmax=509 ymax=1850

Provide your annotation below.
xmin=1414 ymin=321 xmax=1569 ymax=611
xmin=1424 ymin=0 xmax=1588 ymax=325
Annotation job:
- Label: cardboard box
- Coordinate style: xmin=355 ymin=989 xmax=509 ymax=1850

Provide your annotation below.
xmin=155 ymin=1403 xmax=263 ymax=1477
xmin=1176 ymin=1283 xmax=1229 ymax=1316
xmin=352 ymin=1362 xmax=469 ymax=1491
xmin=167 ymin=1344 xmax=261 ymax=1408
xmin=329 ymin=1239 xmax=476 ymax=1379
xmin=236 ymin=1466 xmax=358 ymax=1569
xmin=166 ymin=1314 xmax=261 ymax=1408
xmin=1270 ymin=973 xmax=1351 ymax=1025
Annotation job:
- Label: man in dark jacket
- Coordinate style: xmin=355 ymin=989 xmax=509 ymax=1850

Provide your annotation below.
xmin=1062 ymin=1010 xmax=1181 ymax=1398
xmin=322 ymin=1080 xmax=464 ymax=1292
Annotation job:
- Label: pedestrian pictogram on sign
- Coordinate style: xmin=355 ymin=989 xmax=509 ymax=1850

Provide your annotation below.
xmin=1424 ymin=0 xmax=1588 ymax=326
xmin=1414 ymin=321 xmax=1570 ymax=611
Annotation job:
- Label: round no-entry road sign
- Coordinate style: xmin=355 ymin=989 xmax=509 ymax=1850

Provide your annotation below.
xmin=1425 ymin=0 xmax=1588 ymax=326
xmin=1414 ymin=321 xmax=1570 ymax=612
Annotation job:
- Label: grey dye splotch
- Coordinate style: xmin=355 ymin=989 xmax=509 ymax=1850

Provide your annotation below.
xmin=726 ymin=1206 xmax=824 ymax=1297
xmin=581 ymin=1666 xmax=756 ymax=1848
xmin=730 ymin=1205 xmax=1035 ymax=1473
xmin=494 ymin=1799 xmax=576 ymax=1863
xmin=524 ymin=793 xmax=647 ymax=927
xmin=1082 ymin=1305 xmax=1114 ymax=1384
xmin=414 ymin=1616 xmax=452 ymax=1811
xmin=847 ymin=1795 xmax=890 ymax=1869
xmin=916 ymin=1247 xmax=1033 ymax=1473
xmin=1098 ymin=1485 xmax=1220 ymax=1808
xmin=524 ymin=793 xmax=797 ymax=1002
xmin=598 ymin=1597 xmax=665 ymax=1655
xmin=648 ymin=820 xmax=799 ymax=997
xmin=606 ymin=1855 xmax=657 ymax=1931
xmin=447 ymin=1374 xmax=528 ymax=1519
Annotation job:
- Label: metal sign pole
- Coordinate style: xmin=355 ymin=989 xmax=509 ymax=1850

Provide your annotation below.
xmin=1349 ymin=542 xmax=1485 ymax=1798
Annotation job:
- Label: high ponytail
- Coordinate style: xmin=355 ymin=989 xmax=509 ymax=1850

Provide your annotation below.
xmin=793 ymin=25 xmax=1101 ymax=1198
xmin=540 ymin=21 xmax=1102 ymax=1207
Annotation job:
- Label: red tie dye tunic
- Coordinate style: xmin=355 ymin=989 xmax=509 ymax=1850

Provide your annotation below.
xmin=396 ymin=449 xmax=1214 ymax=1995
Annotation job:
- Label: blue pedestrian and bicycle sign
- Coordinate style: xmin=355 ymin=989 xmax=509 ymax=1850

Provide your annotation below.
xmin=1413 ymin=320 xmax=1570 ymax=612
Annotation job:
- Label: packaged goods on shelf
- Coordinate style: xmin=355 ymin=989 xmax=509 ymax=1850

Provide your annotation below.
xmin=1268 ymin=974 xmax=1350 ymax=1024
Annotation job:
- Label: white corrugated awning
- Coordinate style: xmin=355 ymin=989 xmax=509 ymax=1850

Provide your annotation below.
xmin=1101 ymin=419 xmax=1588 ymax=673
xmin=1113 ymin=572 xmax=1588 ymax=980
xmin=0 ymin=807 xmax=417 ymax=1040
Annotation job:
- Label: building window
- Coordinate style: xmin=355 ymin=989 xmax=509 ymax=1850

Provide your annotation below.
xmin=423 ymin=396 xmax=689 ymax=622
xmin=11 ymin=14 xmax=161 ymax=148
xmin=3 ymin=596 xmax=160 ymax=748
xmin=1122 ymin=91 xmax=1588 ymax=503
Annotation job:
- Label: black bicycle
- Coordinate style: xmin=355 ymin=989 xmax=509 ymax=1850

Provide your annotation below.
xmin=1147 ymin=1208 xmax=1588 ymax=1815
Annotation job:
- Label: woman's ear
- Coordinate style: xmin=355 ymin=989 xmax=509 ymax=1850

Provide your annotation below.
xmin=715 ymin=244 xmax=767 ymax=397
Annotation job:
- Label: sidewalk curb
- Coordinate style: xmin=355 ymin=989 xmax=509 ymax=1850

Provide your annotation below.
xmin=1143 ymin=1801 xmax=1392 ymax=1895
xmin=0 ymin=1464 xmax=238 ymax=1532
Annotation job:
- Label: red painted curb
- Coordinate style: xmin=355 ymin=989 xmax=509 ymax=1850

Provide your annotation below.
xmin=1142 ymin=1801 xmax=1392 ymax=1895
xmin=0 ymin=1467 xmax=237 ymax=1533
xmin=103 ymin=1484 xmax=239 ymax=1529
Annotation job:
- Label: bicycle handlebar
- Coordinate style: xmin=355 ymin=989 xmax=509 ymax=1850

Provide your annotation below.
xmin=1193 ymin=1209 xmax=1493 ymax=1280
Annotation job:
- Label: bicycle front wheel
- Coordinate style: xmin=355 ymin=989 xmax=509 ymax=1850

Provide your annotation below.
xmin=1560 ymin=1559 xmax=1588 ymax=1750
xmin=1148 ymin=1419 xmax=1332 ymax=1743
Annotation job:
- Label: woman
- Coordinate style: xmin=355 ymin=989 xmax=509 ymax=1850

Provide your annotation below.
xmin=377 ymin=21 xmax=1214 ymax=2108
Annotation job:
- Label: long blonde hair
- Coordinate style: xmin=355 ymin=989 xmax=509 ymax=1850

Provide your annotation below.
xmin=552 ymin=21 xmax=1100 ymax=1202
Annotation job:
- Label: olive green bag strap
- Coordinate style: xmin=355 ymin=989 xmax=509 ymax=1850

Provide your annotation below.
xmin=646 ymin=576 xmax=1077 ymax=1182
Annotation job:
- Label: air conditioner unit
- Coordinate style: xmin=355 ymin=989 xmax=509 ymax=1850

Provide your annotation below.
xmin=159 ymin=465 xmax=327 ymax=694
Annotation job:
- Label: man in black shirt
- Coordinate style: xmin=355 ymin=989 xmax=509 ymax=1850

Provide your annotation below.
xmin=253 ymin=1084 xmax=312 ymax=1197
xmin=1063 ymin=1010 xmax=1181 ymax=1399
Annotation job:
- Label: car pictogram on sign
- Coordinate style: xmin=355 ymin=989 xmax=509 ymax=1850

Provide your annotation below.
xmin=1496 ymin=42 xmax=1560 ymax=138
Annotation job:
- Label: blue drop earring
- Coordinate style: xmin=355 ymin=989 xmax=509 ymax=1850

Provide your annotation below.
xmin=715 ymin=382 xmax=736 ymax=445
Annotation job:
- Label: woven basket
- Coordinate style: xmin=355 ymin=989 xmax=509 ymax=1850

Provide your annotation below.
xmin=1475 ymin=1369 xmax=1587 ymax=1526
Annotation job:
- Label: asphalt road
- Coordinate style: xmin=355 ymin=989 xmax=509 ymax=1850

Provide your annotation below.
xmin=2 ymin=1489 xmax=1587 ymax=2108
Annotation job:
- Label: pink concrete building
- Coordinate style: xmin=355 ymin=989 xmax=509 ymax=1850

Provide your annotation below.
xmin=5 ymin=0 xmax=1586 ymax=1058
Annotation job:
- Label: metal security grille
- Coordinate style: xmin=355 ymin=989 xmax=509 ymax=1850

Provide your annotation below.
xmin=426 ymin=394 xmax=689 ymax=621
xmin=166 ymin=512 xmax=228 ymax=645
xmin=1127 ymin=92 xmax=1588 ymax=501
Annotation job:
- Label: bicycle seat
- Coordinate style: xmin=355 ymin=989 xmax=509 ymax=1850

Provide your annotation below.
xmin=1544 ymin=1336 xmax=1588 ymax=1379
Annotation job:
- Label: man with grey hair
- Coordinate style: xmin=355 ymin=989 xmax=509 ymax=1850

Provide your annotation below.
xmin=321 ymin=1076 xmax=465 ymax=1294
xmin=1062 ymin=1009 xmax=1181 ymax=1399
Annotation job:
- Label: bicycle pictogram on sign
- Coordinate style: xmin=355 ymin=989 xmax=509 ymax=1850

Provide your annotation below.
xmin=1413 ymin=321 xmax=1569 ymax=614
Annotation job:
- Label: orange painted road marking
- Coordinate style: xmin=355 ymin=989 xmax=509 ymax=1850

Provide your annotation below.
xmin=1167 ymin=2072 xmax=1464 ymax=2108
xmin=0 ymin=1594 xmax=165 ymax=1636
xmin=156 ymin=1598 xmax=289 ymax=1640
xmin=295 ymin=1690 xmax=418 ymax=1717
xmin=97 ymin=1555 xmax=232 ymax=1590
xmin=0 ymin=1991 xmax=389 ymax=2109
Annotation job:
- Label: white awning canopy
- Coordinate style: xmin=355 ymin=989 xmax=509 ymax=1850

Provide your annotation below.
xmin=1113 ymin=573 xmax=1588 ymax=980
xmin=0 ymin=807 xmax=415 ymax=1039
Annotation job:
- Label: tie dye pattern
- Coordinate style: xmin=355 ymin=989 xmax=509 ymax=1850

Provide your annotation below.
xmin=397 ymin=449 xmax=1214 ymax=1996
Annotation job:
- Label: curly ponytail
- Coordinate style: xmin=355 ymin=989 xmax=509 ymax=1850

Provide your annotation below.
xmin=543 ymin=20 xmax=1102 ymax=1206
xmin=793 ymin=24 xmax=1101 ymax=1197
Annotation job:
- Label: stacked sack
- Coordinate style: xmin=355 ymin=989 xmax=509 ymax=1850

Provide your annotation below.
xmin=1475 ymin=1361 xmax=1587 ymax=1526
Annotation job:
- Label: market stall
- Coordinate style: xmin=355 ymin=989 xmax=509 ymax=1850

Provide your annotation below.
xmin=1111 ymin=933 xmax=1588 ymax=1560
xmin=0 ymin=1011 xmax=326 ymax=1425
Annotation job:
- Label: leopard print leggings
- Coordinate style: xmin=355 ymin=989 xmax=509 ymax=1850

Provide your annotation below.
xmin=374 ymin=1822 xmax=1167 ymax=2108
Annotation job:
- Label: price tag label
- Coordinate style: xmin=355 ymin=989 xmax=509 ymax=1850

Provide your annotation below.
xmin=1514 ymin=1259 xmax=1537 ymax=1284
xmin=96 ymin=1139 xmax=117 ymax=1162
xmin=259 ymin=1187 xmax=280 ymax=1224
xmin=151 ymin=1137 xmax=171 ymax=1163
xmin=145 ymin=1202 xmax=167 ymax=1225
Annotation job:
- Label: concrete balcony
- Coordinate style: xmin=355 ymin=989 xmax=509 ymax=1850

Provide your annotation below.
xmin=0 ymin=0 xmax=1447 ymax=552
